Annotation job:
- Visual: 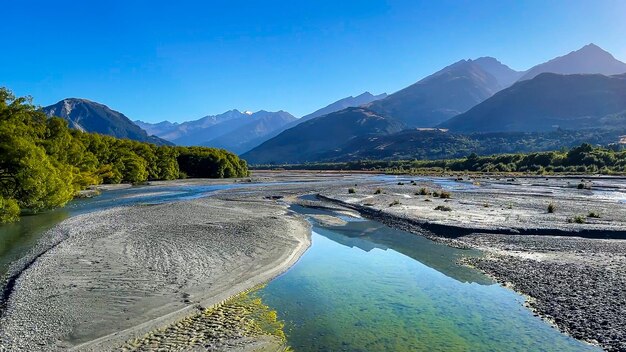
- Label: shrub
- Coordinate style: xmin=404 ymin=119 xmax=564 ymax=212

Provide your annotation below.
xmin=547 ymin=203 xmax=556 ymax=213
xmin=434 ymin=205 xmax=452 ymax=211
xmin=0 ymin=197 xmax=20 ymax=223
xmin=417 ymin=187 xmax=429 ymax=195
xmin=587 ymin=211 xmax=601 ymax=218
xmin=568 ymin=215 xmax=586 ymax=224
xmin=348 ymin=188 xmax=356 ymax=194
xmin=374 ymin=188 xmax=382 ymax=194
xmin=432 ymin=191 xmax=440 ymax=197
xmin=397 ymin=182 xmax=404 ymax=185
xmin=389 ymin=200 xmax=401 ymax=207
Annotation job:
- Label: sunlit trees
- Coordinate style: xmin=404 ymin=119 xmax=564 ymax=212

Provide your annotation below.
xmin=0 ymin=87 xmax=249 ymax=223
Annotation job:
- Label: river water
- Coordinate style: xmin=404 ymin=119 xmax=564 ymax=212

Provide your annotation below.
xmin=0 ymin=181 xmax=600 ymax=351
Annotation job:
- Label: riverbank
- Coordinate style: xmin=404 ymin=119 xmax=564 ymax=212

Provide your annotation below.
xmin=314 ymin=176 xmax=626 ymax=352
xmin=0 ymin=196 xmax=310 ymax=351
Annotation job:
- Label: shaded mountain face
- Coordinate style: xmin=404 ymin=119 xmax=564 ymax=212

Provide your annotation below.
xmin=43 ymin=99 xmax=171 ymax=145
xmin=202 ymin=110 xmax=297 ymax=154
xmin=315 ymin=129 xmax=625 ymax=162
xmin=241 ymin=107 xmax=406 ymax=164
xmin=252 ymin=91 xmax=388 ymax=150
xmin=440 ymin=73 xmax=626 ymax=133
xmin=367 ymin=59 xmax=503 ymax=127
xmin=518 ymin=44 xmax=626 ymax=81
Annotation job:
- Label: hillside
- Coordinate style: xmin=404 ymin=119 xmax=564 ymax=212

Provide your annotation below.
xmin=241 ymin=107 xmax=405 ymax=164
xmin=43 ymin=99 xmax=170 ymax=145
xmin=440 ymin=73 xmax=626 ymax=133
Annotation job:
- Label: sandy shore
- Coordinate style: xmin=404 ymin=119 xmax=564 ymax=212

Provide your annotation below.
xmin=315 ymin=176 xmax=626 ymax=352
xmin=0 ymin=197 xmax=310 ymax=351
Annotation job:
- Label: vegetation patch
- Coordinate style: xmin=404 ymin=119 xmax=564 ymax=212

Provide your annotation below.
xmin=434 ymin=205 xmax=452 ymax=212
xmin=547 ymin=203 xmax=556 ymax=213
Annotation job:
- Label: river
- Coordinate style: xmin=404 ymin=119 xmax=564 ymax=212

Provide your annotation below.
xmin=0 ymin=180 xmax=600 ymax=351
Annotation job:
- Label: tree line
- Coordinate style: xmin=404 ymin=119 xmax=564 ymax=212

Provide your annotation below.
xmin=257 ymin=143 xmax=626 ymax=174
xmin=0 ymin=88 xmax=248 ymax=223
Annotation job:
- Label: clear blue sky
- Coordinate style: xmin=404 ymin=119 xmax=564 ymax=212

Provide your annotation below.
xmin=1 ymin=0 xmax=625 ymax=122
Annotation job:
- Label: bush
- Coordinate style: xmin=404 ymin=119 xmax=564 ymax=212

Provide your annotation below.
xmin=432 ymin=191 xmax=440 ymax=197
xmin=417 ymin=187 xmax=429 ymax=195
xmin=568 ymin=215 xmax=586 ymax=224
xmin=348 ymin=188 xmax=356 ymax=194
xmin=547 ymin=203 xmax=556 ymax=213
xmin=587 ymin=211 xmax=601 ymax=218
xmin=389 ymin=200 xmax=401 ymax=207
xmin=374 ymin=188 xmax=382 ymax=194
xmin=434 ymin=205 xmax=452 ymax=211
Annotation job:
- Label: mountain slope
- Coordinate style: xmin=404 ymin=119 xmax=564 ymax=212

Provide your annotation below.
xmin=202 ymin=110 xmax=296 ymax=154
xmin=367 ymin=59 xmax=503 ymax=127
xmin=315 ymin=128 xmax=625 ymax=162
xmin=473 ymin=57 xmax=524 ymax=88
xmin=43 ymin=99 xmax=170 ymax=145
xmin=246 ymin=91 xmax=388 ymax=152
xmin=440 ymin=73 xmax=626 ymax=133
xmin=519 ymin=44 xmax=626 ymax=81
xmin=241 ymin=107 xmax=406 ymax=164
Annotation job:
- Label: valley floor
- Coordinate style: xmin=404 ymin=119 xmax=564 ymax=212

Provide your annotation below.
xmin=1 ymin=172 xmax=625 ymax=351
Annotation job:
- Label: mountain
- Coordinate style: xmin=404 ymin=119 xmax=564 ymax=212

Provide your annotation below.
xmin=137 ymin=109 xmax=247 ymax=145
xmin=473 ymin=57 xmax=523 ymax=88
xmin=300 ymin=92 xmax=388 ymax=122
xmin=43 ymin=98 xmax=171 ymax=145
xmin=202 ymin=110 xmax=296 ymax=154
xmin=241 ymin=107 xmax=406 ymax=164
xmin=249 ymin=91 xmax=388 ymax=150
xmin=366 ymin=59 xmax=505 ymax=127
xmin=315 ymin=128 xmax=624 ymax=162
xmin=518 ymin=44 xmax=626 ymax=81
xmin=440 ymin=73 xmax=626 ymax=133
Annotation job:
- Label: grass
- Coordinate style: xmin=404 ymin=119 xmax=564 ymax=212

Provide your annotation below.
xmin=434 ymin=205 xmax=452 ymax=211
xmin=432 ymin=191 xmax=440 ymax=197
xmin=547 ymin=203 xmax=556 ymax=213
xmin=348 ymin=188 xmax=356 ymax=194
xmin=374 ymin=188 xmax=382 ymax=194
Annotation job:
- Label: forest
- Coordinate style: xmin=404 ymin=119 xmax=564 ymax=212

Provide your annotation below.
xmin=257 ymin=143 xmax=626 ymax=175
xmin=0 ymin=88 xmax=248 ymax=223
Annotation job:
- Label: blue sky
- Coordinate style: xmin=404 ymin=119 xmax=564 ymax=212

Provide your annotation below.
xmin=1 ymin=0 xmax=625 ymax=122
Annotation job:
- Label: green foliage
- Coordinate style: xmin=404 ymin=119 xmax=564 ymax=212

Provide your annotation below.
xmin=439 ymin=191 xmax=452 ymax=199
xmin=0 ymin=88 xmax=248 ymax=223
xmin=417 ymin=187 xmax=430 ymax=195
xmin=568 ymin=215 xmax=586 ymax=224
xmin=0 ymin=196 xmax=20 ymax=223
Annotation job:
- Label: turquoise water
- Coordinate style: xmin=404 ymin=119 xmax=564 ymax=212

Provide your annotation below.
xmin=257 ymin=205 xmax=600 ymax=351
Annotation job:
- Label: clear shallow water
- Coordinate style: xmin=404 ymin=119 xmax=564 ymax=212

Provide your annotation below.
xmin=257 ymin=205 xmax=600 ymax=352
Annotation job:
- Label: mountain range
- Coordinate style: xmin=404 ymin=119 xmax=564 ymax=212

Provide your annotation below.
xmin=41 ymin=43 xmax=626 ymax=164
xmin=244 ymin=43 xmax=626 ymax=164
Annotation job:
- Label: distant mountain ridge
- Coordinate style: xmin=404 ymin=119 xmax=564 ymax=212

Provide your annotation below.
xmin=43 ymin=98 xmax=170 ymax=145
xmin=518 ymin=43 xmax=626 ymax=81
xmin=366 ymin=58 xmax=512 ymax=127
